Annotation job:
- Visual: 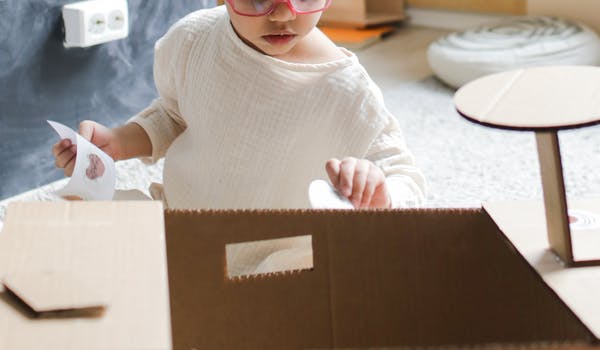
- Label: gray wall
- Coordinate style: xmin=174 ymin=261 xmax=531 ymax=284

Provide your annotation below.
xmin=0 ymin=0 xmax=215 ymax=200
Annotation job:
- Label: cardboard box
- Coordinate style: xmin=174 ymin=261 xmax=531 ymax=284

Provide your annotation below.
xmin=1 ymin=201 xmax=600 ymax=349
xmin=165 ymin=207 xmax=600 ymax=349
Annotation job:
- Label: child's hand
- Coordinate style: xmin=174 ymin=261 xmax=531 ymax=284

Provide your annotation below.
xmin=52 ymin=120 xmax=123 ymax=177
xmin=325 ymin=157 xmax=391 ymax=209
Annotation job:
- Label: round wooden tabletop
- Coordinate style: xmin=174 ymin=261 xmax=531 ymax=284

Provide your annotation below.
xmin=454 ymin=65 xmax=600 ymax=131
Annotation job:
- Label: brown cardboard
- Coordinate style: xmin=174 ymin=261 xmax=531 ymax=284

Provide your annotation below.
xmin=2 ymin=201 xmax=600 ymax=349
xmin=0 ymin=201 xmax=171 ymax=350
xmin=165 ymin=208 xmax=597 ymax=350
xmin=484 ymin=199 xmax=600 ymax=339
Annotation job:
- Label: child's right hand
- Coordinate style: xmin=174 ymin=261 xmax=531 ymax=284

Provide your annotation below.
xmin=52 ymin=120 xmax=123 ymax=177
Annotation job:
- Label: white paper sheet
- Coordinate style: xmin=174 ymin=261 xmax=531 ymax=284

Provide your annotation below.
xmin=48 ymin=121 xmax=116 ymax=201
xmin=308 ymin=179 xmax=354 ymax=209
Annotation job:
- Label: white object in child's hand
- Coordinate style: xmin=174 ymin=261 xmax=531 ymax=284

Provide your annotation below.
xmin=308 ymin=179 xmax=354 ymax=209
xmin=48 ymin=120 xmax=116 ymax=201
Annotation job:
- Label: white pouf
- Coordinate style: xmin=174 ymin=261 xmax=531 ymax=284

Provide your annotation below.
xmin=428 ymin=17 xmax=600 ymax=88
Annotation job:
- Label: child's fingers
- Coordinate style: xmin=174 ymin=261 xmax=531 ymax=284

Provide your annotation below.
xmin=54 ymin=144 xmax=76 ymax=167
xmin=325 ymin=158 xmax=341 ymax=187
xmin=63 ymin=156 xmax=76 ymax=177
xmin=338 ymin=157 xmax=357 ymax=197
xmin=79 ymin=120 xmax=96 ymax=142
xmin=52 ymin=139 xmax=71 ymax=157
xmin=350 ymin=160 xmax=370 ymax=207
xmin=54 ymin=143 xmax=77 ymax=176
xmin=360 ymin=166 xmax=379 ymax=208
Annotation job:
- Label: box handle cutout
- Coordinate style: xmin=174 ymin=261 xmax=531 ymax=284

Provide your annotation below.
xmin=225 ymin=235 xmax=313 ymax=279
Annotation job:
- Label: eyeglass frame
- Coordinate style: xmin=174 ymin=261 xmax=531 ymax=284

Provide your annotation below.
xmin=225 ymin=0 xmax=333 ymax=17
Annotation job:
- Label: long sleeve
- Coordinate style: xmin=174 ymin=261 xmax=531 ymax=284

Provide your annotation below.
xmin=128 ymin=18 xmax=192 ymax=163
xmin=363 ymin=86 xmax=427 ymax=208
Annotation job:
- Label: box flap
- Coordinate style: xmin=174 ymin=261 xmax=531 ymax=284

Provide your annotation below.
xmin=165 ymin=208 xmax=594 ymax=349
xmin=484 ymin=199 xmax=600 ymax=340
xmin=0 ymin=201 xmax=171 ymax=350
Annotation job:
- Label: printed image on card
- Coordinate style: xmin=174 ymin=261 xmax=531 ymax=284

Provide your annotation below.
xmin=48 ymin=120 xmax=116 ymax=201
xmin=569 ymin=209 xmax=600 ymax=230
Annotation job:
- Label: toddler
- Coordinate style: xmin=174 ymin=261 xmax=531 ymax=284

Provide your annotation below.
xmin=53 ymin=0 xmax=426 ymax=209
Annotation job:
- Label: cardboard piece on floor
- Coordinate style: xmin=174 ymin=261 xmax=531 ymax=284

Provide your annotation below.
xmin=0 ymin=201 xmax=171 ymax=350
xmin=484 ymin=199 xmax=600 ymax=339
xmin=165 ymin=208 xmax=598 ymax=350
xmin=2 ymin=271 xmax=107 ymax=314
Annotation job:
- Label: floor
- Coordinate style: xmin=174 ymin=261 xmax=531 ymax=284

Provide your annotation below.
xmin=357 ymin=25 xmax=450 ymax=89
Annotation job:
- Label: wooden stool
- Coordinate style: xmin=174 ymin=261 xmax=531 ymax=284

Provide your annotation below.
xmin=455 ymin=65 xmax=600 ymax=266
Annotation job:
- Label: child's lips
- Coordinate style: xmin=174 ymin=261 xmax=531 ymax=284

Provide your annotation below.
xmin=262 ymin=33 xmax=296 ymax=45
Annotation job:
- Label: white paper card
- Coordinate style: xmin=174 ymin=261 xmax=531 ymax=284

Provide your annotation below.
xmin=308 ymin=179 xmax=354 ymax=209
xmin=48 ymin=120 xmax=116 ymax=200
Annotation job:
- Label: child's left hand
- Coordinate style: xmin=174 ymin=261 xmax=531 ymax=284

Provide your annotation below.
xmin=325 ymin=157 xmax=391 ymax=209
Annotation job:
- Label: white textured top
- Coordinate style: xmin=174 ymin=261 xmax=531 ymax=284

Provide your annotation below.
xmin=130 ymin=6 xmax=426 ymax=209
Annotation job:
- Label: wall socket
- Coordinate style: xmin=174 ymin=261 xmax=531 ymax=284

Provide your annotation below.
xmin=63 ymin=0 xmax=129 ymax=48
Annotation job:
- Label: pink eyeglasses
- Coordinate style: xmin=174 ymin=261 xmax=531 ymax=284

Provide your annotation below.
xmin=225 ymin=0 xmax=332 ymax=17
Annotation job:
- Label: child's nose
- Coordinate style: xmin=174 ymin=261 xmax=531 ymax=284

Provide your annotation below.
xmin=268 ymin=2 xmax=296 ymax=21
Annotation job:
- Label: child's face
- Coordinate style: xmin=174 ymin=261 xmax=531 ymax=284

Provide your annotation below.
xmin=226 ymin=1 xmax=323 ymax=58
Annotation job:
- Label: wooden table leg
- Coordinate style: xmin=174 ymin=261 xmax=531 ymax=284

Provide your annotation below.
xmin=535 ymin=130 xmax=573 ymax=265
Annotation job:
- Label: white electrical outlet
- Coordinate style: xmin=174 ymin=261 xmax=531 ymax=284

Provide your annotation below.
xmin=108 ymin=9 xmax=126 ymax=30
xmin=63 ymin=0 xmax=129 ymax=48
